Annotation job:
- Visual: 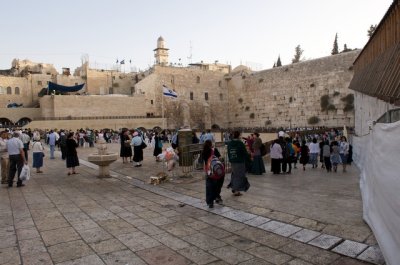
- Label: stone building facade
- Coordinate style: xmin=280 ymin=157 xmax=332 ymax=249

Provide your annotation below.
xmin=0 ymin=37 xmax=359 ymax=130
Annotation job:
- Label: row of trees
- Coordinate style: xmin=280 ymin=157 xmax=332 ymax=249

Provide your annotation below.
xmin=272 ymin=25 xmax=377 ymax=68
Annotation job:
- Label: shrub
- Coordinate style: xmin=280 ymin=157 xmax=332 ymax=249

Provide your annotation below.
xmin=327 ymin=104 xmax=336 ymax=111
xmin=265 ymin=120 xmax=272 ymax=126
xmin=341 ymin=94 xmax=354 ymax=112
xmin=333 ymin=91 xmax=340 ymax=97
xmin=238 ymin=98 xmax=243 ymax=103
xmin=308 ymin=116 xmax=320 ymax=125
xmin=320 ymin=95 xmax=330 ymax=111
xmin=245 ymin=106 xmax=250 ymax=111
xmin=249 ymin=113 xmax=255 ymax=119
xmin=259 ymin=78 xmax=264 ymax=83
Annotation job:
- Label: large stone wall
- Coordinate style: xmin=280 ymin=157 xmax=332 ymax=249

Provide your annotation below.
xmin=39 ymin=95 xmax=147 ymax=118
xmin=227 ymin=51 xmax=360 ymax=128
xmin=1 ymin=51 xmax=362 ymax=130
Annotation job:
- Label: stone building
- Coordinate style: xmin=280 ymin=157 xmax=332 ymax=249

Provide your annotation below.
xmin=0 ymin=37 xmax=358 ymax=130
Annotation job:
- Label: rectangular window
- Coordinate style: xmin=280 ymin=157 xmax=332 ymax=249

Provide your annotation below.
xmin=205 ymin=92 xmax=209 ymax=101
xmin=151 ymin=100 xmax=154 ymax=105
xmin=219 ymin=93 xmax=223 ymax=100
xmin=190 ymin=92 xmax=193 ymax=100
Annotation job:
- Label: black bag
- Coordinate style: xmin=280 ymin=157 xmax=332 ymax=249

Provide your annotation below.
xmin=141 ymin=141 xmax=147 ymax=149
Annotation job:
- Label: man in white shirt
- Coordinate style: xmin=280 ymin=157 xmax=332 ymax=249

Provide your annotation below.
xmin=48 ymin=130 xmax=57 ymax=159
xmin=7 ymin=132 xmax=27 ymax=187
xmin=20 ymin=130 xmax=31 ymax=161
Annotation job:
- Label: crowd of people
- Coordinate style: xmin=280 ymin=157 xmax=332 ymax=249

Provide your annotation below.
xmin=0 ymin=126 xmax=352 ymax=210
xmin=270 ymin=130 xmax=352 ymax=174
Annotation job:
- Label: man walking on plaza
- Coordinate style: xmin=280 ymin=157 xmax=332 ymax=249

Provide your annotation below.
xmin=7 ymin=132 xmax=27 ymax=187
xmin=20 ymin=130 xmax=30 ymax=161
xmin=48 ymin=130 xmax=57 ymax=159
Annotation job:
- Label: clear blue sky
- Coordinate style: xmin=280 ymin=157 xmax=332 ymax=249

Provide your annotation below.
xmin=0 ymin=0 xmax=393 ymax=72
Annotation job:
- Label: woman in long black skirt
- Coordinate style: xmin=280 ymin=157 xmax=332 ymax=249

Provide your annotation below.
xmin=120 ymin=130 xmax=132 ymax=163
xmin=202 ymin=140 xmax=223 ymax=208
xmin=299 ymin=140 xmax=310 ymax=171
xmin=65 ymin=132 xmax=79 ymax=175
xmin=153 ymin=132 xmax=162 ymax=159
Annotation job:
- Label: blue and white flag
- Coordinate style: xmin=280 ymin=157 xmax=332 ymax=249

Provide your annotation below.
xmin=162 ymin=85 xmax=178 ymax=98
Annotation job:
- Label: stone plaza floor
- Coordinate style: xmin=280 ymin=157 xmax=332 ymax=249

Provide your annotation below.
xmin=0 ymin=143 xmax=385 ymax=265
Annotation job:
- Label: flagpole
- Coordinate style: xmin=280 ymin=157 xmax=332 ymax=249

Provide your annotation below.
xmin=162 ymin=85 xmax=165 ymax=130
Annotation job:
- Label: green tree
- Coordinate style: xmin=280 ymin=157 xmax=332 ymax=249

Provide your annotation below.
xmin=273 ymin=62 xmax=276 ymax=68
xmin=276 ymin=56 xmax=282 ymax=67
xmin=368 ymin=24 xmax=377 ymax=38
xmin=331 ymin=33 xmax=339 ymax=55
xmin=292 ymin=45 xmax=303 ymax=64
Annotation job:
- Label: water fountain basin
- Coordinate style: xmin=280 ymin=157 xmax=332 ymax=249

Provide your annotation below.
xmin=87 ymin=138 xmax=119 ymax=178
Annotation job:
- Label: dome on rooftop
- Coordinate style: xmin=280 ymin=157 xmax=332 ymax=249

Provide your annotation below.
xmin=158 ymin=36 xmax=164 ymax=42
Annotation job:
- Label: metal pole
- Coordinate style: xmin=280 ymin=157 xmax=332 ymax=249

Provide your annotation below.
xmin=162 ymin=85 xmax=165 ymax=129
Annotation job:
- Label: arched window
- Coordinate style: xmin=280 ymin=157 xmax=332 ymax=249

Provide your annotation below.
xmin=15 ymin=87 xmax=20 ymax=95
xmin=6 ymin=87 xmax=12 ymax=94
xmin=0 ymin=86 xmax=4 ymax=94
xmin=196 ymin=76 xmax=200 ymax=83
xmin=218 ymin=80 xmax=222 ymax=87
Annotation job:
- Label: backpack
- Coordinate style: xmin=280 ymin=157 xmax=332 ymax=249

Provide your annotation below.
xmin=206 ymin=149 xmax=225 ymax=180
xmin=287 ymin=143 xmax=295 ymax=156
xmin=260 ymin=143 xmax=267 ymax=156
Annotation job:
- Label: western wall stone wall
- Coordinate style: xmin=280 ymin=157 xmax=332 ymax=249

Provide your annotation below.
xmin=227 ymin=51 xmax=360 ymax=128
xmin=39 ymin=95 xmax=147 ymax=118
xmin=137 ymin=65 xmax=229 ymax=129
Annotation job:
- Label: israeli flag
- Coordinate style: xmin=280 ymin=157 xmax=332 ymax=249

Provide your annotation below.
xmin=162 ymin=85 xmax=178 ymax=98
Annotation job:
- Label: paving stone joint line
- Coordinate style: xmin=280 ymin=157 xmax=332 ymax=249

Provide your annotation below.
xmin=79 ymin=158 xmax=382 ymax=264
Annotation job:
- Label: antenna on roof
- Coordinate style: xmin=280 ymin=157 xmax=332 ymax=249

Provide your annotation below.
xmin=187 ymin=41 xmax=193 ymax=64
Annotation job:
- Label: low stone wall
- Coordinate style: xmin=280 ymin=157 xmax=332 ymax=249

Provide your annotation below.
xmin=24 ymin=117 xmax=165 ymax=131
xmin=0 ymin=108 xmax=42 ymax=123
xmin=39 ymin=94 xmax=147 ymax=118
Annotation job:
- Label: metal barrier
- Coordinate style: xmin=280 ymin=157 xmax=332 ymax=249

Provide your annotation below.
xmin=178 ymin=142 xmax=231 ymax=176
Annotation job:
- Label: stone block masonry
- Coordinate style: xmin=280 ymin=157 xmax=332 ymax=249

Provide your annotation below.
xmin=227 ymin=51 xmax=360 ymax=128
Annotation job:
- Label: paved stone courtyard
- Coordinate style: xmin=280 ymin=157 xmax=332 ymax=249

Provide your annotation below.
xmin=0 ymin=143 xmax=385 ymax=265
